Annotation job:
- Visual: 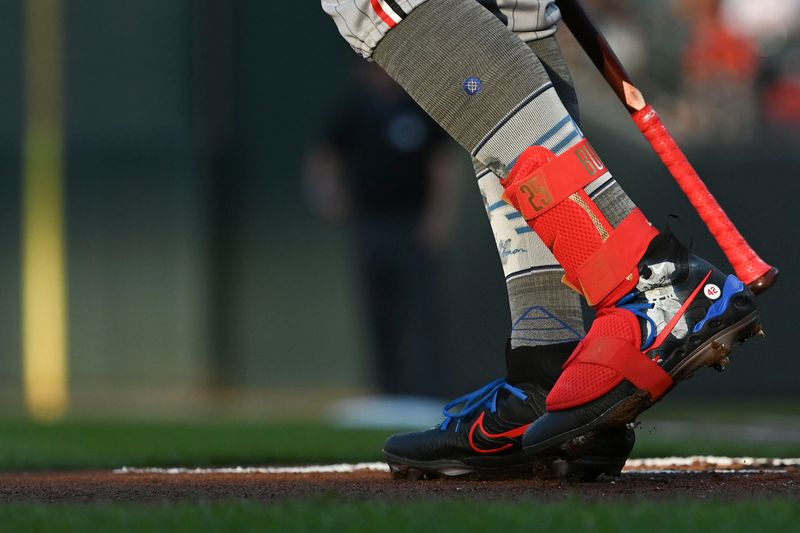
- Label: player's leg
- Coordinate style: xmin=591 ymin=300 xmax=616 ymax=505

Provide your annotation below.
xmin=323 ymin=0 xmax=632 ymax=479
xmin=323 ymin=0 xmax=759 ymax=461
xmin=370 ymin=0 xmax=760 ymax=451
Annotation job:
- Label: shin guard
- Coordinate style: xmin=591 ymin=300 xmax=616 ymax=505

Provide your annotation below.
xmin=501 ymin=140 xmax=659 ymax=308
xmin=502 ymin=141 xmax=669 ymax=410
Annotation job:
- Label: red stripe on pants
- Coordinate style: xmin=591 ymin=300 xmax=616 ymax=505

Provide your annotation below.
xmin=370 ymin=0 xmax=397 ymax=28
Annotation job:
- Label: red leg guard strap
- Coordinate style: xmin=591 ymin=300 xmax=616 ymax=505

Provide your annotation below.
xmin=501 ymin=139 xmax=607 ymax=220
xmin=576 ymin=209 xmax=660 ymax=306
xmin=500 ymin=139 xmax=660 ymax=308
xmin=576 ymin=335 xmax=673 ymax=400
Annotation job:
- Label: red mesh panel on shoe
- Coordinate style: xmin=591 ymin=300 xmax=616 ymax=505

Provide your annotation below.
xmin=547 ymin=309 xmax=644 ymax=411
xmin=547 ymin=363 xmax=623 ymax=411
xmin=585 ymin=310 xmax=641 ymax=343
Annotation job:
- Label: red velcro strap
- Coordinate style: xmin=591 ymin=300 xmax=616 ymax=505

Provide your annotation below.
xmin=577 ymin=336 xmax=673 ymax=400
xmin=502 ymin=139 xmax=608 ymax=221
xmin=576 ymin=208 xmax=659 ymax=306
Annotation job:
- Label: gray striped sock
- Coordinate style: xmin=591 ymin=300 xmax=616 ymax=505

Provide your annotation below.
xmin=527 ymin=36 xmax=580 ymax=127
xmin=374 ymin=0 xmax=637 ymax=227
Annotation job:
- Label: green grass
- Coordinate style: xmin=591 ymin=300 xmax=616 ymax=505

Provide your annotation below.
xmin=1 ymin=409 xmax=799 ymax=471
xmin=0 ymin=420 xmax=392 ymax=471
xmin=2 ymin=499 xmax=799 ymax=532
xmin=1 ymin=410 xmax=799 ymax=532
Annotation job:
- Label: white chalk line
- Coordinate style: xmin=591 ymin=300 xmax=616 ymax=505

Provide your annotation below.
xmin=625 ymin=469 xmax=788 ymax=475
xmin=114 ymin=457 xmax=800 ymax=476
xmin=624 ymin=456 xmax=800 ymax=468
xmin=114 ymin=463 xmax=390 ymax=475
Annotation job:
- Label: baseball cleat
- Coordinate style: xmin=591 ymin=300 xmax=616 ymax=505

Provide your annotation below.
xmin=383 ymin=342 xmax=636 ymax=481
xmin=522 ymin=231 xmax=762 ymax=453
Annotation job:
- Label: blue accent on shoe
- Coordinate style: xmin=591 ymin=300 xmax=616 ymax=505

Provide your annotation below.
xmin=692 ymin=275 xmax=746 ymax=333
xmin=515 ymin=226 xmax=534 ymax=234
xmin=488 ymin=200 xmax=507 ymax=212
xmin=440 ymin=379 xmax=528 ymax=432
xmin=617 ymin=291 xmax=657 ymax=349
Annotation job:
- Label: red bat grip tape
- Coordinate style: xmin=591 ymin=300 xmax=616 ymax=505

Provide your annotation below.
xmin=632 ymin=105 xmax=771 ymax=286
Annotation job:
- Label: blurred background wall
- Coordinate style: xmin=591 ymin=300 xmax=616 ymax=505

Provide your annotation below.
xmin=0 ymin=0 xmax=797 ymax=417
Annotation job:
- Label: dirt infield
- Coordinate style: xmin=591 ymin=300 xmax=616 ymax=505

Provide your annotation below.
xmin=0 ymin=459 xmax=798 ymax=503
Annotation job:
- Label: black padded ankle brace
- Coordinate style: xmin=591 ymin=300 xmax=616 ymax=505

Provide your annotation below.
xmin=505 ymin=340 xmax=579 ymax=388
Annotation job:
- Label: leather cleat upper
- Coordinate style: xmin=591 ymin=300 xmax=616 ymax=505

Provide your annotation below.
xmin=383 ymin=341 xmax=635 ymax=480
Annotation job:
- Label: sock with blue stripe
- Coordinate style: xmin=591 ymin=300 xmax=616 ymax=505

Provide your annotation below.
xmin=477 ymin=160 xmax=584 ymax=348
xmin=472 ymin=34 xmax=584 ymax=349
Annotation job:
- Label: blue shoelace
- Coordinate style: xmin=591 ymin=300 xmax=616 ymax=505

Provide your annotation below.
xmin=617 ymin=291 xmax=657 ymax=350
xmin=439 ymin=378 xmax=528 ymax=432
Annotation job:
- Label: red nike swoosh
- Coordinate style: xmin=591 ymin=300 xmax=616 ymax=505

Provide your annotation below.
xmin=646 ymin=270 xmax=712 ymax=353
xmin=468 ymin=412 xmax=530 ymax=454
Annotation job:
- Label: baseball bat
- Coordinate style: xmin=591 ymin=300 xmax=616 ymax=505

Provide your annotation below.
xmin=557 ymin=0 xmax=778 ymax=295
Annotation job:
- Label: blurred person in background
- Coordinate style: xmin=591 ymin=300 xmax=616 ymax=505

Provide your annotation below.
xmin=675 ymin=0 xmax=761 ymax=144
xmin=721 ymin=0 xmax=800 ymax=133
xmin=721 ymin=0 xmax=800 ymax=54
xmin=577 ymin=0 xmax=800 ymax=141
xmin=760 ymin=49 xmax=800 ymax=132
xmin=304 ymin=62 xmax=459 ymax=403
xmin=583 ymin=0 xmax=647 ymax=76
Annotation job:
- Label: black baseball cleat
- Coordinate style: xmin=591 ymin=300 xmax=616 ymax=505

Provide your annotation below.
xmin=522 ymin=232 xmax=763 ymax=454
xmin=383 ymin=341 xmax=635 ymax=481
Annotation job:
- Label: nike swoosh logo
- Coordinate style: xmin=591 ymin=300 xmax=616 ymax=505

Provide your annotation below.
xmin=468 ymin=412 xmax=530 ymax=454
xmin=646 ymin=270 xmax=712 ymax=353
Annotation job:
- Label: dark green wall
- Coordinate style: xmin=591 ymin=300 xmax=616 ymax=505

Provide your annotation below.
xmin=0 ymin=0 xmax=22 ymax=392
xmin=0 ymin=1 xmax=795 ymax=399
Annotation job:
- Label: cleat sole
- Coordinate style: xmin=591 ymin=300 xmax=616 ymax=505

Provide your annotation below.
xmin=383 ymin=448 xmax=629 ymax=482
xmin=669 ymin=311 xmax=759 ymax=382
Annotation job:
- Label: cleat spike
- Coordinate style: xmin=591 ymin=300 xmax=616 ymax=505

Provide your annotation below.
xmin=406 ymin=468 xmax=423 ymax=481
xmin=710 ymin=341 xmax=730 ymax=357
xmin=550 ymin=459 xmax=569 ymax=479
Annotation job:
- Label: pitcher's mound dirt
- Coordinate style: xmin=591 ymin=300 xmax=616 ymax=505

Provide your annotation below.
xmin=0 ymin=461 xmax=797 ymax=503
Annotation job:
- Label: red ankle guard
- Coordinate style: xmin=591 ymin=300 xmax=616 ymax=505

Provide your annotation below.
xmin=502 ymin=140 xmax=658 ymax=307
xmin=577 ymin=208 xmax=659 ymax=306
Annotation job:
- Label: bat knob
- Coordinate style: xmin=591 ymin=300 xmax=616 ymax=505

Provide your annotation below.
xmin=747 ymin=267 xmax=779 ymax=296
